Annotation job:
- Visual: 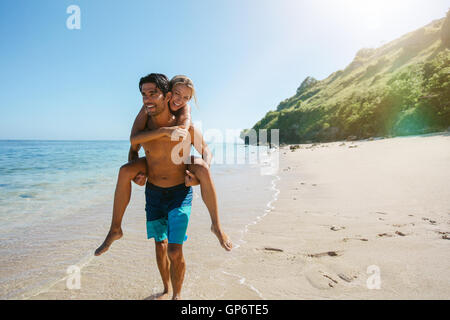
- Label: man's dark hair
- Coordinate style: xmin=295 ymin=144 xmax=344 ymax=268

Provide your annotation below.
xmin=139 ymin=73 xmax=170 ymax=96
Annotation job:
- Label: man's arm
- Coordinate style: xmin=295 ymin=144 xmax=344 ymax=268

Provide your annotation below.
xmin=128 ymin=105 xmax=148 ymax=162
xmin=128 ymin=144 xmax=140 ymax=163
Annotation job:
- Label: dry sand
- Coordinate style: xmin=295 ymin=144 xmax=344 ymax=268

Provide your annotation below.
xmin=231 ymin=132 xmax=450 ymax=299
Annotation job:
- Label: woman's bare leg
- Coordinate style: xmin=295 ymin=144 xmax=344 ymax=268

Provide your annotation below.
xmin=187 ymin=156 xmax=232 ymax=251
xmin=95 ymin=158 xmax=148 ymax=256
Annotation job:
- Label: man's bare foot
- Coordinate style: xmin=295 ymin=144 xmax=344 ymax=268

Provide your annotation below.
xmin=144 ymin=288 xmax=171 ymax=300
xmin=95 ymin=228 xmax=123 ymax=256
xmin=172 ymin=294 xmax=182 ymax=300
xmin=155 ymin=290 xmax=171 ymax=300
xmin=211 ymin=224 xmax=233 ymax=251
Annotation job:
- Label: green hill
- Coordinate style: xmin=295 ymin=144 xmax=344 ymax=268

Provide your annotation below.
xmin=242 ymin=11 xmax=450 ymax=144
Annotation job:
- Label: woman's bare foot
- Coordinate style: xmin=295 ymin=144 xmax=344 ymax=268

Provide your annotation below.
xmin=211 ymin=224 xmax=233 ymax=251
xmin=95 ymin=228 xmax=123 ymax=256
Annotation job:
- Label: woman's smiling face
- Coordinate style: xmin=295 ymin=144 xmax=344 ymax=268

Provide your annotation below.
xmin=170 ymin=84 xmax=192 ymax=112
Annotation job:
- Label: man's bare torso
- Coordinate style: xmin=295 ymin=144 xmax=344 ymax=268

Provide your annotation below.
xmin=142 ymin=116 xmax=192 ymax=187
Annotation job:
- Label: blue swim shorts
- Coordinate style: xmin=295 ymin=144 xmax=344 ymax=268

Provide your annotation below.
xmin=145 ymin=182 xmax=193 ymax=244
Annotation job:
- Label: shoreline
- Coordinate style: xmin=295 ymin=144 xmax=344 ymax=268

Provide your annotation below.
xmin=23 ymin=162 xmax=275 ymax=300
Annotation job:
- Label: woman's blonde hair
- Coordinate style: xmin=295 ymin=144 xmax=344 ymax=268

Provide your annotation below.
xmin=169 ymin=75 xmax=198 ymax=107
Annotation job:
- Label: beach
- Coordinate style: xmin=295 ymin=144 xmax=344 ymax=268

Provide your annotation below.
xmin=226 ymin=132 xmax=450 ymax=299
xmin=2 ymin=134 xmax=450 ymax=299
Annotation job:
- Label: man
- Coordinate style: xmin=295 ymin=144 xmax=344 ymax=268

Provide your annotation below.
xmin=132 ymin=73 xmax=216 ymax=300
xmin=94 ymin=74 xmax=231 ymax=258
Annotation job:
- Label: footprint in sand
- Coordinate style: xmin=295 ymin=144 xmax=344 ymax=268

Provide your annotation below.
xmin=330 ymin=225 xmax=345 ymax=231
xmin=343 ymin=237 xmax=368 ymax=242
xmin=260 ymin=247 xmax=299 ymax=263
xmin=338 ymin=273 xmax=356 ymax=283
xmin=307 ymin=251 xmax=342 ymax=258
xmin=263 ymin=247 xmax=284 ymax=252
xmin=377 ymin=231 xmax=408 ymax=237
xmin=373 ymin=212 xmax=388 ymax=221
xmin=322 ymin=273 xmax=339 ymax=287
xmin=392 ymin=223 xmax=415 ymax=228
xmin=422 ymin=217 xmax=437 ymax=225
xmin=377 ymin=233 xmax=394 ymax=237
xmin=304 ymin=268 xmax=338 ymax=289
xmin=304 ymin=267 xmax=356 ymax=290
xmin=436 ymin=231 xmax=450 ymax=240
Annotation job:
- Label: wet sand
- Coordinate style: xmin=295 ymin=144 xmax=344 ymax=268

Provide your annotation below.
xmin=27 ymin=163 xmax=275 ymax=300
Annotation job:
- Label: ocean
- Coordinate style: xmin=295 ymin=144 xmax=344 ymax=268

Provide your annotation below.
xmin=0 ymin=140 xmax=279 ymax=299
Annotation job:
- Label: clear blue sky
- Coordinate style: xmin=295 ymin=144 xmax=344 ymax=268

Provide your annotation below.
xmin=0 ymin=0 xmax=448 ymax=140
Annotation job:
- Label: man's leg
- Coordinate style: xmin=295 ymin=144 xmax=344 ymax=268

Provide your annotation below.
xmin=155 ymin=239 xmax=171 ymax=300
xmin=167 ymin=243 xmax=185 ymax=300
xmin=187 ymin=157 xmax=232 ymax=251
xmin=95 ymin=157 xmax=148 ymax=256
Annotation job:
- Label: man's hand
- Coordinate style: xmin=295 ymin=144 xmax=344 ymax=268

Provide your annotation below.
xmin=185 ymin=170 xmax=200 ymax=187
xmin=132 ymin=172 xmax=146 ymax=186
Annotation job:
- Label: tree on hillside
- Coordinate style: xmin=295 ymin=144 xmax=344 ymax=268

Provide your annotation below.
xmin=296 ymin=76 xmax=318 ymax=95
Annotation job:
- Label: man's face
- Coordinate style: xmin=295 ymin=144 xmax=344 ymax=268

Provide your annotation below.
xmin=141 ymin=82 xmax=166 ymax=116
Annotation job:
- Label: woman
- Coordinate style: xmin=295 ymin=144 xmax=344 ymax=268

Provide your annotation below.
xmin=95 ymin=75 xmax=232 ymax=256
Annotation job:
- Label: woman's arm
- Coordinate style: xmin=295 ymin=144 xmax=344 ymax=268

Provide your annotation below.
xmin=176 ymin=104 xmax=192 ymax=128
xmin=130 ymin=105 xmax=192 ymax=146
xmin=130 ymin=127 xmax=173 ymax=146
xmin=129 ymin=105 xmax=171 ymax=146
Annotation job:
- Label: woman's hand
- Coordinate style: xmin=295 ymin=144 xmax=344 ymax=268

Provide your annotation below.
xmin=184 ymin=170 xmax=200 ymax=187
xmin=132 ymin=172 xmax=147 ymax=186
xmin=164 ymin=126 xmax=189 ymax=141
